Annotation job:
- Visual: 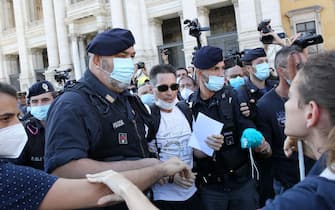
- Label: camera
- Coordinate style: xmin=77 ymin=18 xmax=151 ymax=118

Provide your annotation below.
xmin=54 ymin=68 xmax=72 ymax=84
xmin=224 ymin=50 xmax=244 ymax=69
xmin=136 ymin=62 xmax=145 ymax=69
xmin=292 ymin=32 xmax=323 ymax=49
xmin=257 ymin=19 xmax=286 ymax=44
xmin=184 ymin=18 xmax=210 ymax=48
xmin=183 ymin=18 xmax=210 ymax=38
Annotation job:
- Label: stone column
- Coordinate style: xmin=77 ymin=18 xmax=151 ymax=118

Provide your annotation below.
xmin=138 ymin=0 xmax=155 ymax=67
xmin=71 ymin=35 xmax=82 ymax=80
xmin=13 ymin=0 xmax=36 ymax=90
xmin=236 ymin=0 xmax=262 ymax=50
xmin=0 ymin=50 xmax=9 ymax=83
xmin=2 ymin=0 xmax=12 ymax=30
xmin=53 ymin=0 xmax=72 ymax=70
xmin=124 ymin=0 xmax=145 ymax=60
xmin=78 ymin=35 xmax=87 ymax=75
xmin=232 ymin=0 xmax=241 ymax=41
xmin=109 ymin=0 xmax=125 ymax=28
xmin=42 ymin=0 xmax=60 ymax=82
xmin=148 ymin=18 xmax=163 ymax=65
xmin=197 ymin=7 xmax=210 ymax=47
xmin=0 ymin=0 xmax=4 ymax=32
xmin=181 ymin=0 xmax=198 ymax=66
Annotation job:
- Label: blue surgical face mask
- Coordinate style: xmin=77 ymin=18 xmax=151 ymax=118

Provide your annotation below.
xmin=229 ymin=76 xmax=245 ymax=90
xmin=254 ymin=62 xmax=270 ymax=81
xmin=110 ymin=58 xmax=135 ymax=85
xmin=204 ymin=75 xmax=225 ymax=92
xmin=30 ymin=104 xmax=51 ymax=121
xmin=140 ymin=93 xmax=155 ymax=105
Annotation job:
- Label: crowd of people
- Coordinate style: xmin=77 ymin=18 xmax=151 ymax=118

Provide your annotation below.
xmin=0 ymin=26 xmax=335 ymax=210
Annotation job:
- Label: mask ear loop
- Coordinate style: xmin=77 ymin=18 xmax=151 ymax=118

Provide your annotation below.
xmin=249 ymin=148 xmax=260 ymax=180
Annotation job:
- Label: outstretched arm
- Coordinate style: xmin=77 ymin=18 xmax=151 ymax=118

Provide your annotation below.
xmin=40 ymin=157 xmax=191 ymax=210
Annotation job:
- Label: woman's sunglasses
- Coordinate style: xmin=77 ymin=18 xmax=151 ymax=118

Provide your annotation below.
xmin=156 ymin=83 xmax=179 ymax=92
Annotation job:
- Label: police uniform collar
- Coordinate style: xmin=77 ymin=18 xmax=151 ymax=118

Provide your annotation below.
xmin=245 ymin=78 xmax=260 ymax=93
xmin=192 ymin=87 xmax=226 ymax=106
xmin=81 ymin=70 xmax=120 ymax=102
xmin=189 ymin=89 xmax=202 ymax=105
xmin=245 ymin=78 xmax=275 ymax=93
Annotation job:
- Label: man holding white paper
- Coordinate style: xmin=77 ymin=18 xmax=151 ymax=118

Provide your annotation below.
xmin=189 ymin=46 xmax=268 ymax=210
xmin=146 ymin=64 xmax=202 ymax=210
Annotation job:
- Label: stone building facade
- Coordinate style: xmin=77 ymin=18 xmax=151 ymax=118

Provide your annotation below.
xmin=0 ymin=0 xmax=284 ymax=90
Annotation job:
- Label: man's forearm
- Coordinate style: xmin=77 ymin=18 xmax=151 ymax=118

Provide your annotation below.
xmin=121 ymin=184 xmax=158 ymax=210
xmin=52 ymin=158 xmax=160 ymax=179
xmin=120 ymin=164 xmax=166 ymax=191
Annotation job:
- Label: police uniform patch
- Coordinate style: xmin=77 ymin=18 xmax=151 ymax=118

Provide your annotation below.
xmin=118 ymin=133 xmax=128 ymax=144
xmin=113 ymin=120 xmax=124 ymax=129
xmin=105 ymin=94 xmax=115 ymax=103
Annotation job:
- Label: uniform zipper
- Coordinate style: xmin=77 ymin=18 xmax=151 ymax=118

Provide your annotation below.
xmin=133 ymin=119 xmax=146 ymax=158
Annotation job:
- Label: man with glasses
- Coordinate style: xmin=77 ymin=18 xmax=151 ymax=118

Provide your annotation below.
xmin=146 ymin=64 xmax=201 ymax=210
xmin=255 ymin=46 xmax=315 ymax=205
xmin=44 ymin=28 xmax=169 ymax=210
xmin=189 ymin=46 xmax=266 ymax=210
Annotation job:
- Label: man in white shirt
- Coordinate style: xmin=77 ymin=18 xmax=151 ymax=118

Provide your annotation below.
xmin=147 ymin=64 xmax=202 ymax=210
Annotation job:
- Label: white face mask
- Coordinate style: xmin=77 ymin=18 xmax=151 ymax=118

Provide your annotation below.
xmin=155 ymin=98 xmax=178 ymax=110
xmin=0 ymin=123 xmax=28 ymax=159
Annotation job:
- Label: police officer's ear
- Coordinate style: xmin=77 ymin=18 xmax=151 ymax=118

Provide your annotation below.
xmin=195 ymin=69 xmax=202 ymax=82
xmin=245 ymin=65 xmax=254 ymax=74
xmin=92 ymin=55 xmax=102 ymax=67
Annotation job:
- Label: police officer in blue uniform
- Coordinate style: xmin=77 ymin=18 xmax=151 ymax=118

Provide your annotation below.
xmin=17 ymin=81 xmax=56 ymax=170
xmin=44 ymin=28 xmax=162 ymax=210
xmin=189 ymin=46 xmax=270 ymax=210
xmin=238 ymin=48 xmax=278 ymax=120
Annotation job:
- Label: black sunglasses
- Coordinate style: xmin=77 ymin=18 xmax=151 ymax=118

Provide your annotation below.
xmin=156 ymin=83 xmax=179 ymax=92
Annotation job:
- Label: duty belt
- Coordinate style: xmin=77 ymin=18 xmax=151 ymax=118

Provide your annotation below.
xmin=198 ymin=162 xmax=251 ymax=186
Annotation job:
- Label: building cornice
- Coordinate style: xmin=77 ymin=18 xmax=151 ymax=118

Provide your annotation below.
xmin=286 ymin=5 xmax=322 ymax=18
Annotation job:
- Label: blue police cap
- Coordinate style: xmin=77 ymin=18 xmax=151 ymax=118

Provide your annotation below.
xmin=27 ymin=81 xmax=54 ymax=99
xmin=193 ymin=46 xmax=223 ymax=69
xmin=241 ymin=48 xmax=266 ymax=62
xmin=87 ymin=28 xmax=135 ymax=56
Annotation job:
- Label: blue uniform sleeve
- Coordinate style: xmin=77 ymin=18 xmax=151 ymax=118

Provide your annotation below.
xmin=44 ymin=92 xmax=100 ymax=173
xmin=262 ymin=177 xmax=334 ymax=210
xmin=0 ymin=161 xmax=58 ymax=210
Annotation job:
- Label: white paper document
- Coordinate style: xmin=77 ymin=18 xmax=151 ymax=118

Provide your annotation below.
xmin=188 ymin=112 xmax=223 ymax=156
